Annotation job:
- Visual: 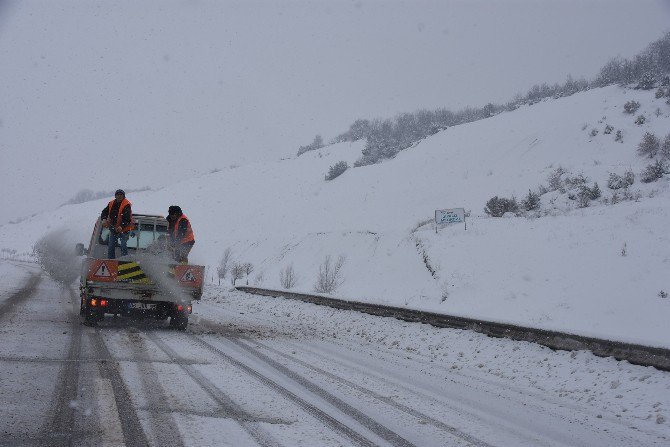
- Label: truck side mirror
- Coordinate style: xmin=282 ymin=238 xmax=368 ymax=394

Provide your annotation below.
xmin=75 ymin=243 xmax=87 ymax=256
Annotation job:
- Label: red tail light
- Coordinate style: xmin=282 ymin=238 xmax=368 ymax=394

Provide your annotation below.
xmin=177 ymin=304 xmax=184 ymax=312
xmin=100 ymin=299 xmax=108 ymax=307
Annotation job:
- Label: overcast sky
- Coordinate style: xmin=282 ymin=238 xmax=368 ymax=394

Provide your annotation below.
xmin=0 ymin=0 xmax=669 ymax=223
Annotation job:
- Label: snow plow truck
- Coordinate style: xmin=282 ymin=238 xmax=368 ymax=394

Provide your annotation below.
xmin=77 ymin=213 xmax=204 ymax=330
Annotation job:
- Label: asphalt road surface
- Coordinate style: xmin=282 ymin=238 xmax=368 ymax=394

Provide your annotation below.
xmin=0 ymin=266 xmax=668 ymax=446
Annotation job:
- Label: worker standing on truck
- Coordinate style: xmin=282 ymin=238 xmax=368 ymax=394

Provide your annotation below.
xmin=101 ymin=189 xmax=133 ymax=259
xmin=167 ymin=205 xmax=195 ymax=264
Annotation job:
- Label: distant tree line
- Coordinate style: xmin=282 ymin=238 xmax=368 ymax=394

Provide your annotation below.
xmin=304 ymin=32 xmax=670 ymax=168
xmin=63 ymin=187 xmax=151 ymax=206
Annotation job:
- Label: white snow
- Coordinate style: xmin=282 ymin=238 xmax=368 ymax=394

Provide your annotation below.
xmin=1 ymin=85 xmax=669 ymax=348
xmin=188 ymin=286 xmax=670 ymax=440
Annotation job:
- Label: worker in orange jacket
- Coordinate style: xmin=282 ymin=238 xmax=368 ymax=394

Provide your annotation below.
xmin=167 ymin=206 xmax=195 ymax=263
xmin=101 ymin=189 xmax=134 ymax=259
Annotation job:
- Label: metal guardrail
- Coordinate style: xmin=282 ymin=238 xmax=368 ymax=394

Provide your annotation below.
xmin=236 ymin=286 xmax=670 ymax=372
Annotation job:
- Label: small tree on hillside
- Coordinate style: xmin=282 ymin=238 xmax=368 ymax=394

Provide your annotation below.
xmin=484 ymin=196 xmax=519 ymax=217
xmin=640 ymin=160 xmax=669 ymax=183
xmin=589 ymin=182 xmax=602 ymax=200
xmin=314 ymin=255 xmax=346 ymax=294
xmin=521 ymin=189 xmax=541 ymax=211
xmin=661 ymin=134 xmax=670 ymax=160
xmin=297 ymin=134 xmax=325 ymax=156
xmin=637 ymin=132 xmax=660 ymax=158
xmin=279 ymin=264 xmax=298 ymax=289
xmin=637 ymin=72 xmax=655 ymax=90
xmin=325 ymin=161 xmax=349 ymax=181
xmin=546 ymin=166 xmax=566 ymax=191
xmin=623 ymin=100 xmax=640 ymax=114
xmin=608 ymin=171 xmax=634 ymax=190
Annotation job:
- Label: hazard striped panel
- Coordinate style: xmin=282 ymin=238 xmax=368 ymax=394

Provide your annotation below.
xmin=117 ymin=261 xmax=152 ymax=284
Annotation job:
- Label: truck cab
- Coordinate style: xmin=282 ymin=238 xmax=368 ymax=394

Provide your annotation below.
xmin=78 ymin=213 xmax=203 ymax=330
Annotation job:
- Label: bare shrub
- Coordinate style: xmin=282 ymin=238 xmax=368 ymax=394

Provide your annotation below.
xmin=242 ymin=262 xmax=254 ymax=285
xmin=230 ymin=262 xmax=245 ymax=286
xmin=634 ymin=115 xmax=646 ymax=125
xmin=604 ymin=125 xmax=614 ymax=134
xmin=216 ymin=248 xmax=232 ymax=285
xmin=314 ymin=255 xmax=346 ymax=294
xmin=279 ymin=264 xmax=298 ymax=289
xmin=253 ymin=271 xmax=265 ymax=285
xmin=615 ymin=130 xmax=623 ymax=143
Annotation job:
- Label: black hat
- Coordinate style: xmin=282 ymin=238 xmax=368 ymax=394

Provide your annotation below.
xmin=115 ymin=189 xmax=125 ymax=197
xmin=168 ymin=205 xmax=182 ymax=215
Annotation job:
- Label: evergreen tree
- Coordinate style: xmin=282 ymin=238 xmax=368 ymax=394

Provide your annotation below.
xmin=637 ymin=132 xmax=660 ymax=158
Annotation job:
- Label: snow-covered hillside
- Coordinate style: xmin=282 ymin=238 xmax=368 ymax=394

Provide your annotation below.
xmin=1 ymin=85 xmax=669 ymax=347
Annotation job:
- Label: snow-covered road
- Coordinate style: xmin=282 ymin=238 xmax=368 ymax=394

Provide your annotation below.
xmin=0 ymin=262 xmax=668 ymax=446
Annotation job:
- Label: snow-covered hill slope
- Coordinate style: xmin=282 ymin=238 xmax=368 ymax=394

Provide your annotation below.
xmin=1 ymin=85 xmax=669 ymax=347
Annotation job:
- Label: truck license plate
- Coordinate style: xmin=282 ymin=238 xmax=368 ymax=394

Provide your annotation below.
xmin=128 ymin=302 xmax=156 ymax=310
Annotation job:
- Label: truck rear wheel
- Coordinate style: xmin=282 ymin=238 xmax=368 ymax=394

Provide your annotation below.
xmin=83 ymin=309 xmax=98 ymax=327
xmin=170 ymin=311 xmax=188 ymax=331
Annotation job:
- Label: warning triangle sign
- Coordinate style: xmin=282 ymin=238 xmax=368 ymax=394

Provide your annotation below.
xmin=94 ymin=262 xmax=112 ymax=278
xmin=180 ymin=269 xmax=196 ymax=282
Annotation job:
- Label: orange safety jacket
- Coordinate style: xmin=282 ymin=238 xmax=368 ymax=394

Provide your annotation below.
xmin=173 ymin=214 xmax=195 ymax=245
xmin=106 ymin=198 xmax=134 ymax=233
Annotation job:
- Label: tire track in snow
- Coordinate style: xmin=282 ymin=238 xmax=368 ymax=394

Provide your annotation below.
xmin=225 ymin=336 xmax=418 ymax=447
xmin=125 ymin=330 xmax=185 ymax=447
xmin=185 ymin=333 xmax=380 ymax=447
xmin=41 ymin=294 xmax=83 ymax=445
xmin=145 ymin=331 xmax=283 ymax=447
xmin=194 ymin=333 xmax=416 ymax=447
xmin=0 ymin=273 xmax=41 ymax=320
xmin=90 ymin=330 xmax=150 ymax=447
xmin=244 ymin=338 xmax=493 ymax=447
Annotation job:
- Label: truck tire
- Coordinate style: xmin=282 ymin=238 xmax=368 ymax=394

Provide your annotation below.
xmin=170 ymin=312 xmax=188 ymax=331
xmin=83 ymin=310 xmax=98 ymax=327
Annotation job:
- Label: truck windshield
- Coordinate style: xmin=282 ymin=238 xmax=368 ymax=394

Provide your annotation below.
xmin=99 ymin=221 xmax=167 ymax=251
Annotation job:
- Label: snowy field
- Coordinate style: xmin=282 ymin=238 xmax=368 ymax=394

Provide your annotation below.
xmin=0 ymin=85 xmax=669 ymax=348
